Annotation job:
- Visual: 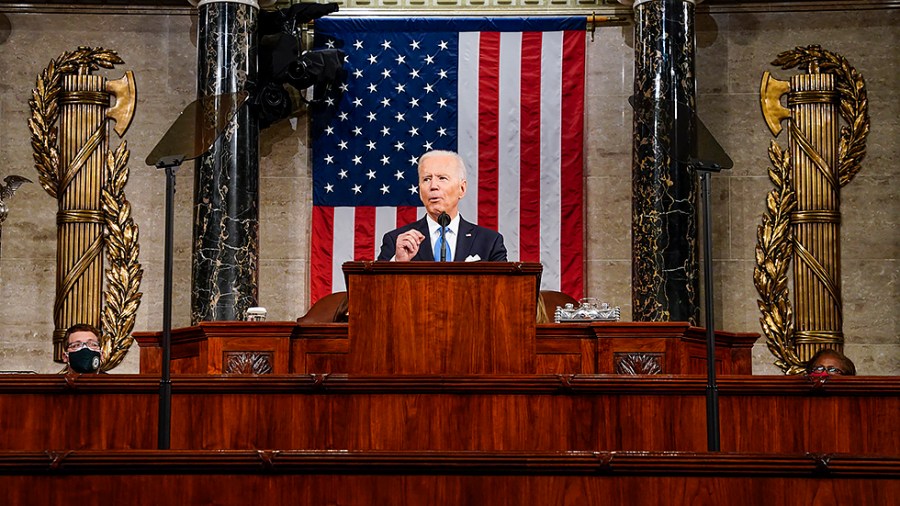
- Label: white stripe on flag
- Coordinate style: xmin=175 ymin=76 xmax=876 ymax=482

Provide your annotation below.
xmin=539 ymin=31 xmax=564 ymax=291
xmin=374 ymin=207 xmax=398 ymax=259
xmin=457 ymin=31 xmax=479 ymax=223
xmin=497 ymin=32 xmax=522 ymax=261
xmin=332 ymin=207 xmax=356 ymax=291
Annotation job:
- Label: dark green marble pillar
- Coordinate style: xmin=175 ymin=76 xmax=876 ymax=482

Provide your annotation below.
xmin=627 ymin=0 xmax=699 ymax=323
xmin=192 ymin=0 xmax=261 ymax=322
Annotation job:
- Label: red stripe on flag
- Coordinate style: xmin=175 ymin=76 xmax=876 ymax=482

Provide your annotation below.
xmin=519 ymin=32 xmax=543 ymax=262
xmin=310 ymin=206 xmax=335 ymax=304
xmin=397 ymin=206 xmax=419 ymax=227
xmin=477 ymin=32 xmax=500 ymax=230
xmin=559 ymin=30 xmax=586 ymax=299
xmin=354 ymin=206 xmax=375 ymax=260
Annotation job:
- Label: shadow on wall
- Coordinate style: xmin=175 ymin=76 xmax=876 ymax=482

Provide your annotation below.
xmin=696 ymin=12 xmax=720 ymax=48
xmin=259 ymin=109 xmax=306 ymax=159
xmin=0 ymin=14 xmax=10 ymax=45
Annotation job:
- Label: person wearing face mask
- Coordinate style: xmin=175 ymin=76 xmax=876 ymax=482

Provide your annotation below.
xmin=377 ymin=150 xmax=507 ymax=263
xmin=805 ymin=348 xmax=857 ymax=377
xmin=62 ymin=323 xmax=105 ymax=374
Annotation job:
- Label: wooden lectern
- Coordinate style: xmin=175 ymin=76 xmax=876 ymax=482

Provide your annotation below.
xmin=342 ymin=261 xmax=542 ymax=374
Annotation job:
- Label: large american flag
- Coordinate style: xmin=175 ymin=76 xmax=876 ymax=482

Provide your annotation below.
xmin=309 ymin=17 xmax=586 ymax=303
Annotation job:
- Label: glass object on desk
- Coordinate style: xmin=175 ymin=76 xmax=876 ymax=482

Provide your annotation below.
xmin=246 ymin=307 xmax=267 ymax=322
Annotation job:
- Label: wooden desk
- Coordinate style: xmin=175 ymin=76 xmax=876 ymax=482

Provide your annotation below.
xmin=1 ymin=375 xmax=896 ymax=454
xmin=135 ymin=322 xmax=757 ymax=375
xmin=2 ymin=450 xmax=897 ymax=506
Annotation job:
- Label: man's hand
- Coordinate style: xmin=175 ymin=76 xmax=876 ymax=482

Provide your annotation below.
xmin=395 ymin=229 xmax=425 ymax=261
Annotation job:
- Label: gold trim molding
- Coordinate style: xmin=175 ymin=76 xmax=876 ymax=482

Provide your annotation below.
xmin=1 ymin=0 xmax=895 ymax=15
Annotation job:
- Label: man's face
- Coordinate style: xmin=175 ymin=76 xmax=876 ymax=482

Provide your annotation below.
xmin=63 ymin=330 xmax=102 ymax=364
xmin=418 ymin=154 xmax=467 ymax=220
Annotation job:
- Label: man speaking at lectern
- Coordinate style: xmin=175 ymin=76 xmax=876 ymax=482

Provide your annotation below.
xmin=378 ymin=150 xmax=507 ymax=262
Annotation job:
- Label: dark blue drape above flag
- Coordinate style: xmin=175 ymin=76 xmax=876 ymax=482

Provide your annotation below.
xmin=310 ymin=16 xmax=586 ymax=303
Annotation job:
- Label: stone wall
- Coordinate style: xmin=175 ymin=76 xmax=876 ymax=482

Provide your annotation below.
xmin=0 ymin=4 xmax=895 ymax=374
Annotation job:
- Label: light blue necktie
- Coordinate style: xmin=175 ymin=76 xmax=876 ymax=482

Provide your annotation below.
xmin=434 ymin=228 xmax=451 ymax=262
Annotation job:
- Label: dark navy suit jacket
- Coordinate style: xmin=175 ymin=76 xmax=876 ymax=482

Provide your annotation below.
xmin=377 ymin=216 xmax=507 ymax=262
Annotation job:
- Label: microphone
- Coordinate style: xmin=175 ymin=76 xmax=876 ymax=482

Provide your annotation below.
xmin=437 ymin=212 xmax=450 ymax=262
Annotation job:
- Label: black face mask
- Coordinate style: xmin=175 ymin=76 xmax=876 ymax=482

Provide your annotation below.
xmin=68 ymin=348 xmax=101 ymax=373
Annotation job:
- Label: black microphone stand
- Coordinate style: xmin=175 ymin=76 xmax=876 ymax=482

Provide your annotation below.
xmin=155 ymin=156 xmax=182 ymax=450
xmin=690 ymin=118 xmax=733 ymax=452
xmin=630 ymin=92 xmax=732 ymax=452
xmin=145 ymin=92 xmax=248 ymax=450
xmin=698 ymin=164 xmax=722 ymax=451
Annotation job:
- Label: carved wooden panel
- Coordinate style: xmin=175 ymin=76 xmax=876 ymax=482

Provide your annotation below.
xmin=223 ymin=351 xmax=273 ymax=375
xmin=614 ymin=352 xmax=663 ymax=375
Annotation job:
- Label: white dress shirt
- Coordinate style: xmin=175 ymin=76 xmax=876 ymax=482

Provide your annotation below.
xmin=426 ymin=213 xmax=460 ymax=261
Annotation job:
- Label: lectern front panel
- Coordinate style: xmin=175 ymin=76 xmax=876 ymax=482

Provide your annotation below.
xmin=344 ymin=262 xmax=541 ymax=374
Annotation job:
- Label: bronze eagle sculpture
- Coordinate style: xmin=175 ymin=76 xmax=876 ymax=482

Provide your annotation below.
xmin=0 ymin=174 xmax=32 ymax=253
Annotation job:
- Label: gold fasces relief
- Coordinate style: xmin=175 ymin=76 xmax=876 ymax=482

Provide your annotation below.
xmin=28 ymin=46 xmax=142 ymax=369
xmin=755 ymin=45 xmax=869 ymax=374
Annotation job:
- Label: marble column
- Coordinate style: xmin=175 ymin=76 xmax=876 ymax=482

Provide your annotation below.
xmin=624 ymin=0 xmax=700 ymax=324
xmin=191 ymin=0 xmax=262 ymax=322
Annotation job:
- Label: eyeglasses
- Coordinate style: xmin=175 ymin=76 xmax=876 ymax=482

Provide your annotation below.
xmin=67 ymin=341 xmax=101 ymax=352
xmin=810 ymin=365 xmax=844 ymax=375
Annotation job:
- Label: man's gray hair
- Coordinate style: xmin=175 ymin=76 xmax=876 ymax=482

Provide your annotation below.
xmin=419 ymin=150 xmax=467 ymax=182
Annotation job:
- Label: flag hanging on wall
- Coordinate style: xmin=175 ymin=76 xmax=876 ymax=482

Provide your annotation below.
xmin=310 ymin=17 xmax=586 ymax=303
